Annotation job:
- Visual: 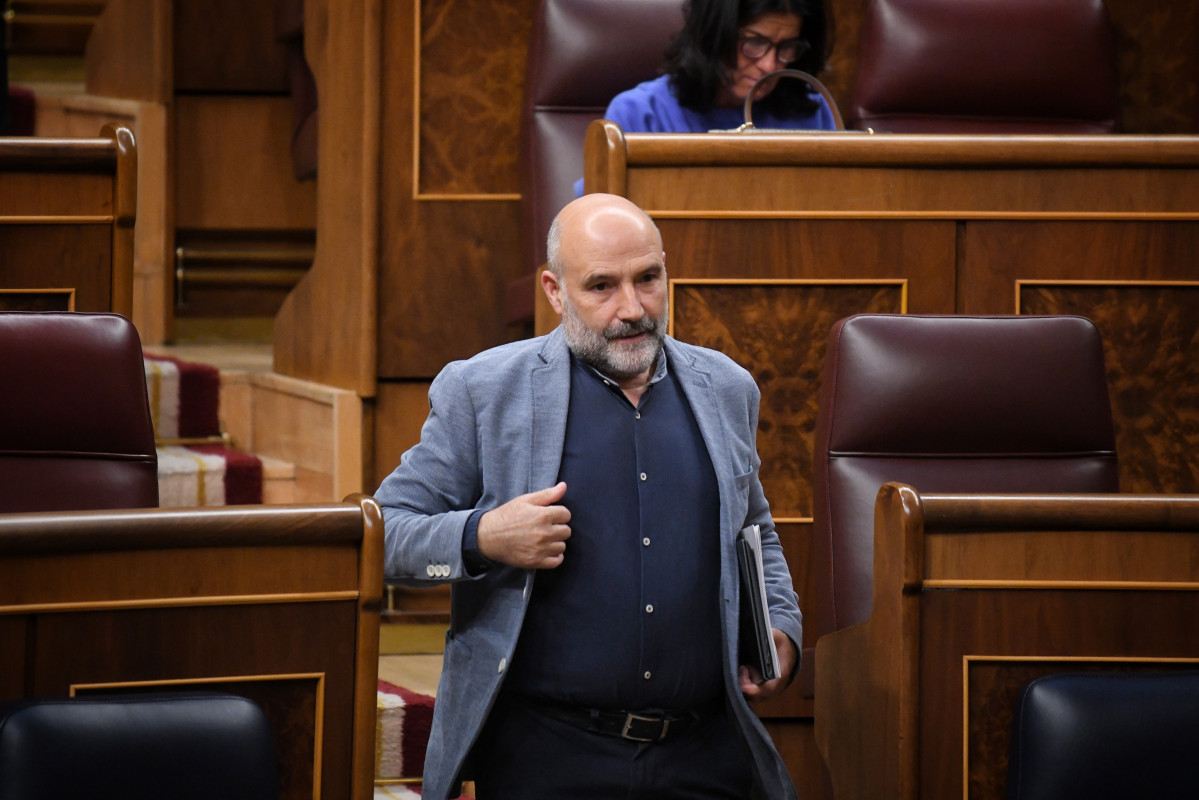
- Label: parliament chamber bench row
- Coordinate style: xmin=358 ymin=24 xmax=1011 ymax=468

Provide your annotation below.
xmin=0 ymin=312 xmax=1195 ymax=800
xmin=1 ymin=483 xmax=1195 ymax=800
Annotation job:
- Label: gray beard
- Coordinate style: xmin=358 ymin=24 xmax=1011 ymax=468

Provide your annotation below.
xmin=560 ymin=295 xmax=668 ymax=381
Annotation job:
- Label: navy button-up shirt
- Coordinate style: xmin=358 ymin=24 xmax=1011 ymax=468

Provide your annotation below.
xmin=504 ymin=352 xmax=724 ymax=711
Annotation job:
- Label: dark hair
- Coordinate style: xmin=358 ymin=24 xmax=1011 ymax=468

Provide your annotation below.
xmin=664 ymin=0 xmax=831 ymax=116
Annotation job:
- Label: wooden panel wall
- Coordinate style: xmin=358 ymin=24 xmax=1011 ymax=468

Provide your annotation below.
xmin=376 ymin=0 xmax=535 ymax=378
xmin=277 ymin=0 xmax=1199 ymax=439
xmin=274 ymin=0 xmax=381 ymax=395
xmin=69 ymin=0 xmax=316 ymax=335
xmin=928 ymin=594 xmax=1199 ymax=800
xmin=32 ymin=97 xmax=172 ymax=343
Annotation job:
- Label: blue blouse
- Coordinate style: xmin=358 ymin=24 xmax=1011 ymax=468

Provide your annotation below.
xmin=605 ymin=73 xmax=837 ymax=134
xmin=574 ymin=74 xmax=838 ymax=195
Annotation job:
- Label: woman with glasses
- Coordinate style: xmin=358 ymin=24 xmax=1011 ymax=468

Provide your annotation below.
xmin=605 ymin=0 xmax=834 ymax=133
xmin=572 ymin=0 xmax=833 ymax=196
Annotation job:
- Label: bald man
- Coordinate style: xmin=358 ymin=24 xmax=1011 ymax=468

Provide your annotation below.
xmin=377 ymin=194 xmax=801 ymax=800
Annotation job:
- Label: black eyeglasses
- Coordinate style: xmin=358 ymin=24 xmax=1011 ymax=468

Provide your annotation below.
xmin=738 ymin=32 xmax=810 ymax=64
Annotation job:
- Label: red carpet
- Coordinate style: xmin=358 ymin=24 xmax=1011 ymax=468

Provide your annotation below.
xmin=376 ymin=679 xmax=435 ymax=782
xmin=144 ymin=354 xmax=262 ymax=506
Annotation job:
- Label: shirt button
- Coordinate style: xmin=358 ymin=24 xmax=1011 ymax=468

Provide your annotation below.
xmin=498 ymin=658 xmax=507 ymax=673
xmin=642 ymin=537 xmax=650 ymax=546
xmin=645 ymin=604 xmax=654 ymax=614
xmin=643 ymin=671 xmax=652 ymax=680
xmin=634 ymin=411 xmax=641 ymax=420
xmin=639 ymin=472 xmax=647 ymax=481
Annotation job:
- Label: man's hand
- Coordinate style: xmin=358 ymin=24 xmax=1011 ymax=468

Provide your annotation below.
xmin=739 ymin=628 xmax=798 ymax=703
xmin=476 ymin=482 xmax=572 ymax=569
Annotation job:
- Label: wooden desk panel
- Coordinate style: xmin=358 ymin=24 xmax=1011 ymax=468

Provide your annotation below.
xmin=585 ymin=124 xmax=1199 ymax=503
xmin=925 ymin=591 xmax=1199 ymax=800
xmin=0 ymin=128 xmax=136 ymax=317
xmin=0 ymin=498 xmax=383 ymax=800
xmin=0 ymin=225 xmax=110 ymax=310
xmin=815 ymin=485 xmax=1199 ymax=800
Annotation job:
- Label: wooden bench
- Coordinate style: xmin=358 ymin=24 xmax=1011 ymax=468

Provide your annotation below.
xmin=815 ymin=483 xmax=1199 ymax=800
xmin=0 ymin=124 xmax=135 ymax=316
xmin=0 ymin=495 xmax=383 ymax=800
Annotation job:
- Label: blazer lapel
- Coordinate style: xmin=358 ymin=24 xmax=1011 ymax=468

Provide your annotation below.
xmin=529 ymin=327 xmax=572 ymax=491
xmin=666 ymin=338 xmax=738 ymax=541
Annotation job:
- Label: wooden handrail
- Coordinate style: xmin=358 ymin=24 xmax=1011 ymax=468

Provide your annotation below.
xmin=614 ymin=128 xmax=1199 ymax=168
xmin=919 ymin=490 xmax=1199 ymax=531
xmin=0 ymin=499 xmax=373 ymax=555
xmin=0 ymin=136 xmax=124 ymax=171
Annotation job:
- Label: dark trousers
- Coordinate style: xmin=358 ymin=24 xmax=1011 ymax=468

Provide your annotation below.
xmin=471 ymin=695 xmax=755 ymax=800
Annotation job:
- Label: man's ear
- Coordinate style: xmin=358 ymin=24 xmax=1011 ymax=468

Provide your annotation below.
xmin=540 ymin=268 xmax=564 ymax=315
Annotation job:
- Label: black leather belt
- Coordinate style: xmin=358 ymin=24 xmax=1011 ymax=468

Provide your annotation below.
xmin=521 ymin=696 xmax=704 ymax=743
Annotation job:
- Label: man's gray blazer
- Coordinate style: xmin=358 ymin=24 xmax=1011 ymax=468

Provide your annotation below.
xmin=376 ymin=327 xmax=802 ymax=800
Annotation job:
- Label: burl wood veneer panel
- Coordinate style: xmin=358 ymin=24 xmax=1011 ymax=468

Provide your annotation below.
xmin=1020 ymin=282 xmax=1199 ymax=495
xmin=376 ymin=1 xmax=532 ymax=378
xmin=671 ymin=280 xmax=905 ymax=519
xmin=416 ymin=0 xmax=536 ymax=196
xmin=1104 ymin=0 xmax=1199 ymax=133
xmin=958 ymin=220 xmax=1199 ymax=493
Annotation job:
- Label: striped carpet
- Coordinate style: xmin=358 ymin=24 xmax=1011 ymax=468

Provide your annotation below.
xmin=144 ymin=354 xmax=262 ymax=506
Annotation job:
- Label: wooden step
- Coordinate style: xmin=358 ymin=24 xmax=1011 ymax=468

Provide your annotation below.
xmin=219 ymin=368 xmax=363 ymax=503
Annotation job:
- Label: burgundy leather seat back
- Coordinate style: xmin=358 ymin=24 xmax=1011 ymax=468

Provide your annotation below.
xmin=812 ymin=314 xmax=1118 ymax=635
xmin=520 ymin=0 xmax=684 ymax=275
xmin=849 ymin=0 xmax=1118 ymax=133
xmin=0 ymin=312 xmax=158 ymax=511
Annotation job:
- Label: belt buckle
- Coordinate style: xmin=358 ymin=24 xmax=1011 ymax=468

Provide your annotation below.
xmin=621 ymin=712 xmax=667 ymax=742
